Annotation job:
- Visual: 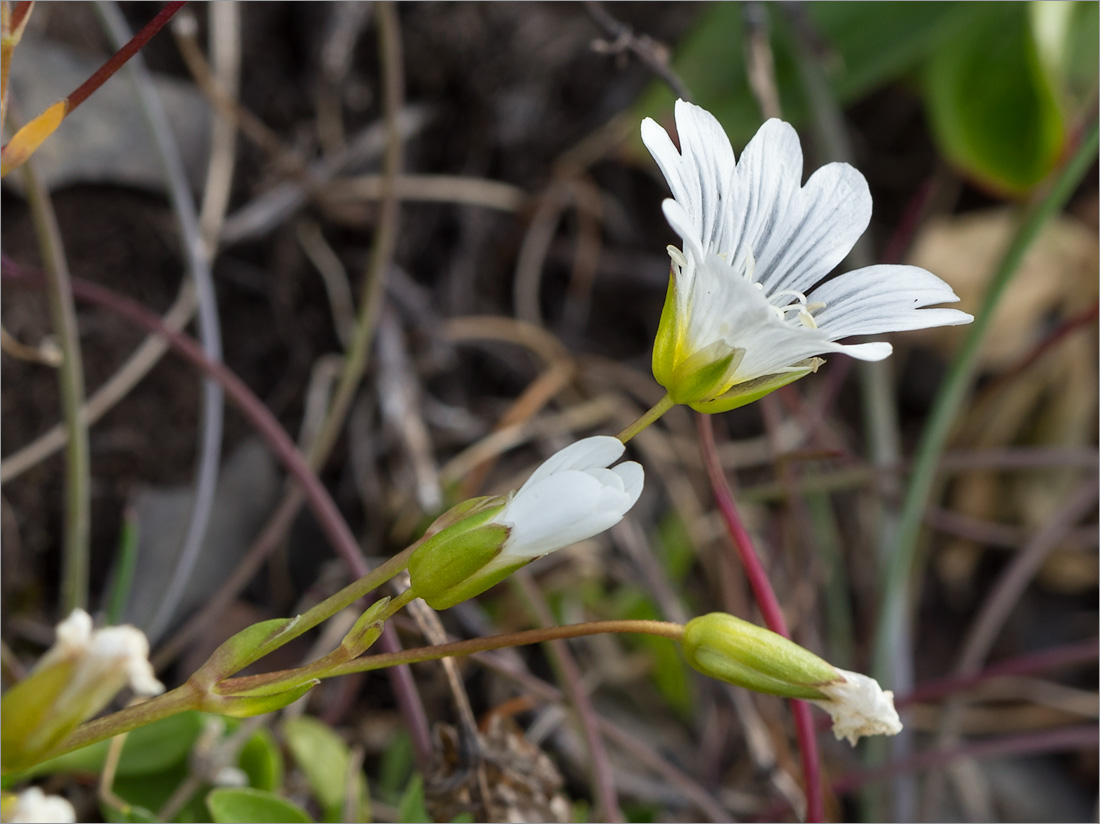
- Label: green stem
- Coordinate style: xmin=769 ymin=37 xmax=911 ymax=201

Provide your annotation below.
xmin=286 ymin=588 xmax=420 ymax=679
xmin=20 ymin=155 xmax=90 ymax=614
xmin=39 ymin=618 xmax=685 ymax=767
xmin=616 ymin=394 xmax=674 ymax=443
xmin=872 ymin=122 xmax=1100 ymax=681
xmin=274 ymin=544 xmax=418 ymax=651
xmin=37 ymin=683 xmax=201 ymax=765
xmin=224 ymin=620 xmax=686 ymax=692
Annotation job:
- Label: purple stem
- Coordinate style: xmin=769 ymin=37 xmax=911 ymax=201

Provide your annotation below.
xmin=697 ymin=413 xmax=825 ymax=823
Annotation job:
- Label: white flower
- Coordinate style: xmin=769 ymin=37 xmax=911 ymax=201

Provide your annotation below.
xmin=493 ymin=435 xmax=644 ymax=559
xmin=811 ymin=668 xmax=903 ymax=746
xmin=37 ymin=609 xmax=165 ymax=701
xmin=641 ymin=100 xmax=973 ymax=412
xmin=1 ymin=610 xmax=165 ymax=772
xmin=6 ymin=788 xmax=76 ymax=823
xmin=408 ymin=436 xmax=643 ymax=609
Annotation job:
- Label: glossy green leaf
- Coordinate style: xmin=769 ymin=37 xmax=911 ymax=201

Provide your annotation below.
xmin=925 ymin=3 xmax=1065 ymax=193
xmin=282 ymin=716 xmax=368 ymax=822
xmin=207 ymin=788 xmax=312 ymax=824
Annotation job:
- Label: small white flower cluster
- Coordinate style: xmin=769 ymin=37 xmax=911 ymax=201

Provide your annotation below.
xmin=38 ymin=609 xmax=164 ymax=701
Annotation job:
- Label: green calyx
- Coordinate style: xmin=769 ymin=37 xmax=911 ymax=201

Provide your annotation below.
xmin=651 ymin=267 xmax=825 ymax=412
xmin=408 ymin=497 xmax=516 ymax=610
xmin=687 ymin=358 xmax=824 ymax=414
xmin=682 ymin=613 xmax=838 ymax=700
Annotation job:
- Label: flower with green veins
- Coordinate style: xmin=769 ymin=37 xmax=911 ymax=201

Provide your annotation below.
xmin=643 ymin=100 xmax=974 ymax=412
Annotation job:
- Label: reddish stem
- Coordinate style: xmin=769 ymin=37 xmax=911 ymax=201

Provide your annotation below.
xmin=697 ymin=413 xmax=825 ymax=823
xmin=9 ymin=1 xmax=34 ymax=33
xmin=66 ymin=2 xmax=186 ymax=112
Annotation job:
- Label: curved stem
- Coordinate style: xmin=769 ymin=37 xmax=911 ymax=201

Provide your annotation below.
xmin=224 ymin=620 xmax=686 ymax=692
xmin=697 ymin=413 xmax=824 ymax=823
xmin=616 ymin=393 xmax=673 ymax=443
xmin=0 ymin=266 xmax=367 ymax=586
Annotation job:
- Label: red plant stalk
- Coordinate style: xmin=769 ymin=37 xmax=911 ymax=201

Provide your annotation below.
xmin=65 ymin=2 xmax=186 ymax=113
xmin=697 ymin=413 xmax=825 ymax=823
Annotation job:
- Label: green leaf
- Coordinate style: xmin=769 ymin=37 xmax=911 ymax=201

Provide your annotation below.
xmin=238 ymin=727 xmax=284 ymax=792
xmin=924 ymin=3 xmax=1065 ymax=194
xmin=282 ymin=716 xmax=368 ymax=822
xmin=105 ymin=513 xmax=140 ymax=625
xmin=632 ymin=2 xmax=976 ymax=148
xmin=206 ymin=788 xmax=312 ymax=824
xmin=376 ymin=731 xmax=414 ymax=802
xmin=397 ymin=774 xmax=430 ymax=824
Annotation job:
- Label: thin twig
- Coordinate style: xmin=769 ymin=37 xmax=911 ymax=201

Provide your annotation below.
xmin=19 ymin=157 xmax=89 ymax=615
xmin=514 ymin=573 xmax=623 ymax=823
xmin=921 ymin=478 xmax=1099 ymax=813
xmin=584 ymin=2 xmax=691 ymax=102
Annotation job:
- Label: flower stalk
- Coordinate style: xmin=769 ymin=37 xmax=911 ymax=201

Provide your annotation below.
xmin=616 ymin=394 xmax=675 ymax=443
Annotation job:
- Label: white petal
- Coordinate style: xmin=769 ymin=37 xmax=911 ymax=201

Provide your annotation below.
xmin=661 ymin=199 xmax=706 ymax=264
xmin=725 ymin=119 xmax=805 ymax=273
xmin=611 ymin=461 xmax=644 ymax=508
xmin=811 ymin=668 xmax=902 ymax=746
xmin=755 ymin=161 xmax=872 ymax=296
xmin=642 ymin=100 xmax=737 ymax=259
xmin=518 ymin=436 xmax=624 ymax=493
xmin=810 ymin=265 xmax=973 ymax=339
xmin=500 ymin=471 xmax=634 ymax=558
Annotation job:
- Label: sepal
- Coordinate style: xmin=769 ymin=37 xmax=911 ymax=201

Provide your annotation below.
xmin=682 ymin=613 xmax=838 ymax=700
xmin=193 ymin=616 xmax=302 ymax=686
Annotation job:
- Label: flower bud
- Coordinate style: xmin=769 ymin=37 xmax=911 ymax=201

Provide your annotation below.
xmin=1 ymin=611 xmax=163 ymax=773
xmin=408 ymin=437 xmax=644 ymax=610
xmin=338 ymin=597 xmax=391 ymax=658
xmin=682 ymin=613 xmax=902 ymax=745
xmin=682 ymin=613 xmax=837 ymax=699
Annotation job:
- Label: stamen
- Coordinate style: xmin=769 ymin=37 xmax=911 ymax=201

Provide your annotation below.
xmin=742 ymin=248 xmax=757 ymax=282
xmin=667 ymin=245 xmax=688 ymax=271
xmin=768 ymin=289 xmax=827 ymax=329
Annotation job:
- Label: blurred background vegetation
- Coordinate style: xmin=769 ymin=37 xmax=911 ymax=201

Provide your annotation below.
xmin=1 ymin=2 xmax=1096 ymax=822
